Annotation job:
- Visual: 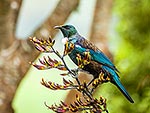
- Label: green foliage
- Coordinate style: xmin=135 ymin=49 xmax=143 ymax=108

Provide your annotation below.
xmin=115 ymin=0 xmax=150 ymax=49
xmin=113 ymin=0 xmax=150 ymax=113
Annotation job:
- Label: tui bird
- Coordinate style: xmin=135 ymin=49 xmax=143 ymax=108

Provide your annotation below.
xmin=54 ymin=25 xmax=134 ymax=103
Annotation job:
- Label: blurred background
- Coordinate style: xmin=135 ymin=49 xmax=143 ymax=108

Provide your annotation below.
xmin=0 ymin=0 xmax=150 ymax=113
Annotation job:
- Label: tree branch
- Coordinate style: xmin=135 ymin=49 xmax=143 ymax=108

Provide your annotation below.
xmin=90 ymin=0 xmax=113 ymax=58
xmin=0 ymin=0 xmax=79 ymax=113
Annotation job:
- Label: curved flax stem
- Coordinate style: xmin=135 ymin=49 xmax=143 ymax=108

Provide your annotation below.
xmin=51 ymin=45 xmax=96 ymax=106
xmin=51 ymin=46 xmax=81 ymax=85
xmin=50 ymin=44 xmax=107 ymax=112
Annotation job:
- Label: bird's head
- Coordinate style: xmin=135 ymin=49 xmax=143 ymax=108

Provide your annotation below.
xmin=54 ymin=25 xmax=77 ymax=38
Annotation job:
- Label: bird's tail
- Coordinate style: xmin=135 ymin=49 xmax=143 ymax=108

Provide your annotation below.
xmin=102 ymin=66 xmax=134 ymax=103
xmin=112 ymin=75 xmax=134 ymax=103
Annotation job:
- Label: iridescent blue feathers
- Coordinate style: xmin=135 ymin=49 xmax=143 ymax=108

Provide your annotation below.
xmin=55 ymin=25 xmax=134 ymax=103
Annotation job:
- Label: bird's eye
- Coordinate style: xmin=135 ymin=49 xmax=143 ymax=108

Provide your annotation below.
xmin=64 ymin=25 xmax=70 ymax=29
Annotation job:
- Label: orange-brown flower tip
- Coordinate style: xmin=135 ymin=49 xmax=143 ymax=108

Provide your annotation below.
xmin=60 ymin=73 xmax=68 ymax=76
xmin=29 ymin=36 xmax=32 ymax=40
xmin=41 ymin=78 xmax=44 ymax=81
xmin=29 ymin=37 xmax=35 ymax=41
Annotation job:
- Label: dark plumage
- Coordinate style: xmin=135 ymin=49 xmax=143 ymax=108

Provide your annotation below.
xmin=55 ymin=25 xmax=134 ymax=103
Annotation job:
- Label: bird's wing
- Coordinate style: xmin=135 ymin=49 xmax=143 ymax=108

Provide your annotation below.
xmin=74 ymin=38 xmax=118 ymax=71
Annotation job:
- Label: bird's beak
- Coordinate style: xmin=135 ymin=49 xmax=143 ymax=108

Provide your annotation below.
xmin=54 ymin=25 xmax=68 ymax=37
xmin=54 ymin=25 xmax=62 ymax=29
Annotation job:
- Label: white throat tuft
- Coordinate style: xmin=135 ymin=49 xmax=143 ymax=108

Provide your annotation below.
xmin=61 ymin=37 xmax=68 ymax=44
